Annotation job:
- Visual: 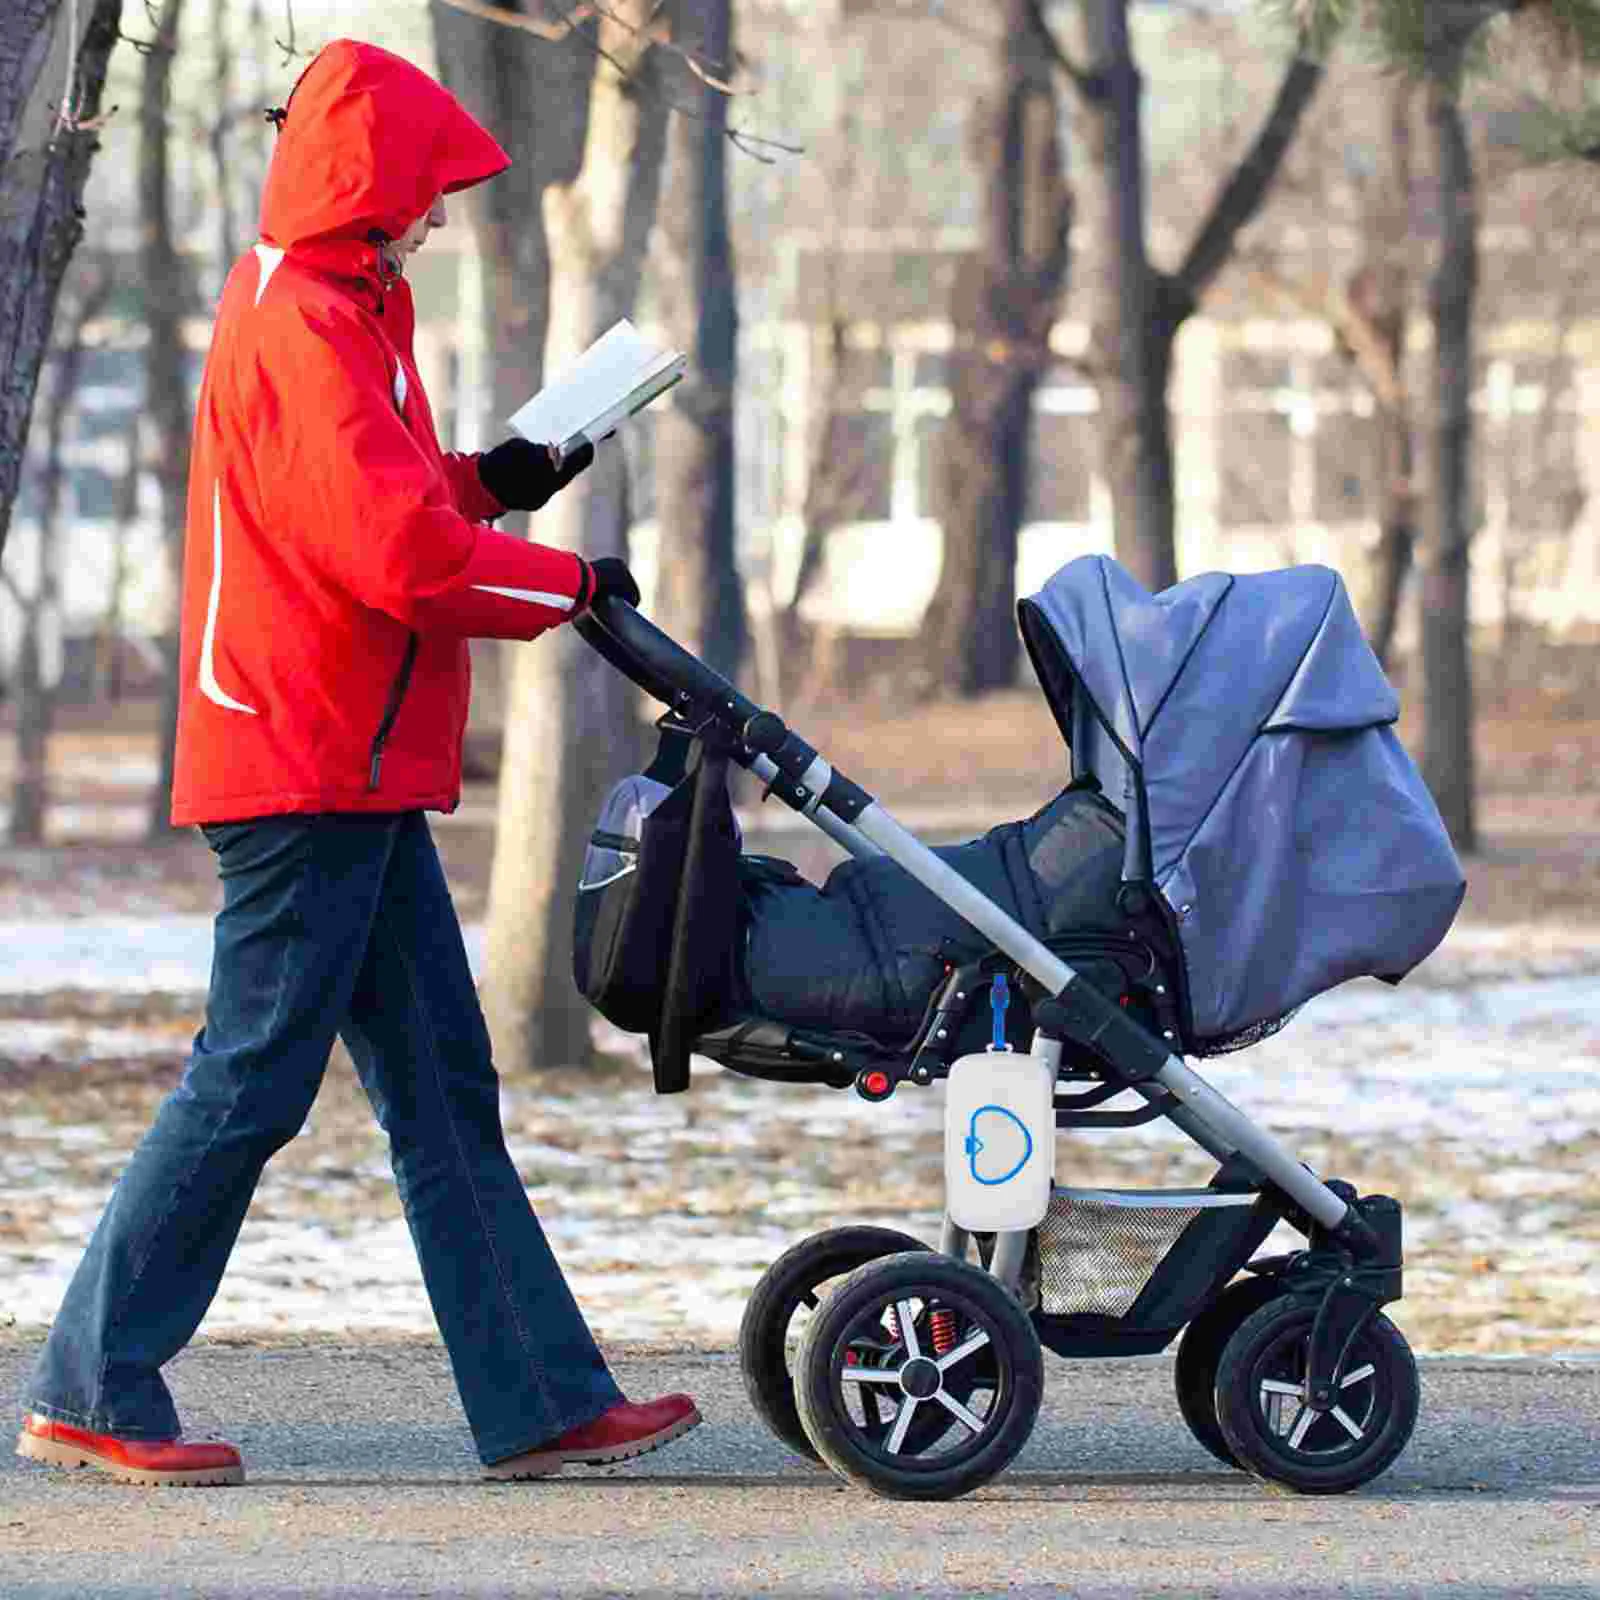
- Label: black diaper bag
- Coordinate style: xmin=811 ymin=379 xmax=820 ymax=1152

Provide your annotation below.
xmin=572 ymin=721 xmax=743 ymax=1091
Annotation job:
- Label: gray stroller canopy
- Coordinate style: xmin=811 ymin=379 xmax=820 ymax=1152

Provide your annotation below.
xmin=1018 ymin=556 xmax=1466 ymax=1046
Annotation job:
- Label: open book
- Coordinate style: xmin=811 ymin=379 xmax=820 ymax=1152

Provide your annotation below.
xmin=507 ymin=319 xmax=687 ymax=458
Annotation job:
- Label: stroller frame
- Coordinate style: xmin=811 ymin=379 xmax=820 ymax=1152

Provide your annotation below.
xmin=576 ymin=596 xmax=1414 ymax=1499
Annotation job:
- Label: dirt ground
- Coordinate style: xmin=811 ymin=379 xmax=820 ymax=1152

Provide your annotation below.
xmin=1 ymin=685 xmax=1597 ymax=1357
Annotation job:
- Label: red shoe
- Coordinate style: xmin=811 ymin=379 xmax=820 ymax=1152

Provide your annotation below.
xmin=15 ymin=1413 xmax=244 ymax=1487
xmin=485 ymin=1393 xmax=701 ymax=1480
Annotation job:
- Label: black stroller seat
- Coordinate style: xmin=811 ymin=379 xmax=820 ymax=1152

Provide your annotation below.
xmin=739 ymin=782 xmax=1128 ymax=1042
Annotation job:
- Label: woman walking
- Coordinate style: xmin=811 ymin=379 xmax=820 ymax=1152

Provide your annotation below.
xmin=16 ymin=38 xmax=697 ymax=1486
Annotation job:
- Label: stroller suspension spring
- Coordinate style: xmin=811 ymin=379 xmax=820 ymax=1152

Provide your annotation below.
xmin=884 ymin=1303 xmax=959 ymax=1355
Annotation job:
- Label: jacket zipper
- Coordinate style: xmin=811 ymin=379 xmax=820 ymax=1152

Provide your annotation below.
xmin=368 ymin=632 xmax=419 ymax=790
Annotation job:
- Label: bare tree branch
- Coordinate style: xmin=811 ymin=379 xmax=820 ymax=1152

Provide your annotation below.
xmin=433 ymin=0 xmax=589 ymax=44
xmin=1173 ymin=42 xmax=1324 ymax=304
xmin=1236 ymin=246 xmax=1403 ymax=408
xmin=0 ymin=565 xmax=25 ymax=607
xmin=273 ymin=0 xmax=302 ymax=63
xmin=1022 ymin=0 xmax=1095 ymax=92
xmin=590 ymin=0 xmax=741 ymax=92
xmin=436 ymin=0 xmax=802 ymax=161
xmin=437 ymin=0 xmax=736 ymax=91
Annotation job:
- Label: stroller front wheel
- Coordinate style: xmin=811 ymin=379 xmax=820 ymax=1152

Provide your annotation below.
xmin=1214 ymin=1296 xmax=1420 ymax=1494
xmin=739 ymin=1225 xmax=930 ymax=1462
xmin=794 ymin=1251 xmax=1043 ymax=1501
xmin=1173 ymin=1273 xmax=1287 ymax=1468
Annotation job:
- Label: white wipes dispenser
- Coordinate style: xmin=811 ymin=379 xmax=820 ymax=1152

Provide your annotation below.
xmin=943 ymin=975 xmax=1056 ymax=1231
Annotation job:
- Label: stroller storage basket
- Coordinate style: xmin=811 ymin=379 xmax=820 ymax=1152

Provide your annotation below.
xmin=1037 ymin=1187 xmax=1260 ymax=1318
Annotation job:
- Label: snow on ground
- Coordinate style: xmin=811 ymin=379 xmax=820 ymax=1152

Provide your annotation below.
xmin=1 ymin=917 xmax=1597 ymax=1353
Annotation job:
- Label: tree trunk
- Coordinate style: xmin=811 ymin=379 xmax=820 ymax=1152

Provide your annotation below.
xmin=777 ymin=76 xmax=869 ymax=701
xmin=99 ymin=408 xmax=140 ymax=701
xmin=242 ymin=0 xmax=270 ymax=231
xmin=787 ymin=317 xmax=850 ymax=623
xmin=141 ymin=0 xmax=193 ymax=841
xmin=921 ymin=0 xmax=1069 ymax=698
xmin=652 ymin=0 xmax=745 ymax=680
xmin=1359 ymin=77 xmax=1418 ymax=670
xmin=432 ymin=7 xmax=595 ymax=757
xmin=1072 ymin=0 xmax=1169 ymax=592
xmin=480 ymin=9 xmax=670 ymax=1073
xmin=11 ymin=602 xmax=49 ymax=841
xmin=1420 ymin=72 xmax=1478 ymax=851
xmin=1061 ymin=3 xmax=1322 ymax=596
xmin=208 ymin=0 xmax=238 ymax=285
xmin=1367 ymin=420 xmax=1416 ymax=672
xmin=785 ymin=316 xmax=881 ymax=700
xmin=11 ymin=257 xmax=111 ymax=843
xmin=0 ymin=0 xmax=122 ymax=566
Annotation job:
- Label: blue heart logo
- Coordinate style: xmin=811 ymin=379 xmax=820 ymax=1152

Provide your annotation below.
xmin=964 ymin=1105 xmax=1034 ymax=1186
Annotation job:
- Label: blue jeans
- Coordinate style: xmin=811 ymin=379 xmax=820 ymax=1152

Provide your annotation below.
xmin=26 ymin=811 xmax=622 ymax=1464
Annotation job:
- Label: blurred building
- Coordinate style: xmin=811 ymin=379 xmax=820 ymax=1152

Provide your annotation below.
xmin=5 ymin=231 xmax=1596 ymax=697
xmin=6 ymin=0 xmax=1600 ymax=695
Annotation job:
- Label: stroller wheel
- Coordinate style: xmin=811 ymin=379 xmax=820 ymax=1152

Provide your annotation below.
xmin=794 ymin=1251 xmax=1043 ymax=1501
xmin=1173 ymin=1273 xmax=1285 ymax=1468
xmin=1214 ymin=1297 xmax=1420 ymax=1494
xmin=739 ymin=1226 xmax=929 ymax=1462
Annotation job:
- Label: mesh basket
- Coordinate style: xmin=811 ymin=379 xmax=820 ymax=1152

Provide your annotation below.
xmin=1036 ymin=1187 xmax=1256 ymax=1318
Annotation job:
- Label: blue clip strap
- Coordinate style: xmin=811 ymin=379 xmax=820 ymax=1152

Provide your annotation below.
xmin=990 ymin=973 xmax=1009 ymax=1052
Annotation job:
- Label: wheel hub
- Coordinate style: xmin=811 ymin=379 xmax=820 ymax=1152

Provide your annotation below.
xmin=898 ymin=1357 xmax=942 ymax=1400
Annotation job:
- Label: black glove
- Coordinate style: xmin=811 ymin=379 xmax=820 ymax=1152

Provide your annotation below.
xmin=585 ymin=555 xmax=640 ymax=610
xmin=477 ymin=437 xmax=595 ymax=513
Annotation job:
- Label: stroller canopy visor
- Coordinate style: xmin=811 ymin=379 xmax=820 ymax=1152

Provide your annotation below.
xmin=1018 ymin=556 xmax=1465 ymax=1046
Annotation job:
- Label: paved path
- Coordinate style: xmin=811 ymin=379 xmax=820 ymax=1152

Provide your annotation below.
xmin=2 ymin=1340 xmax=1595 ymax=1597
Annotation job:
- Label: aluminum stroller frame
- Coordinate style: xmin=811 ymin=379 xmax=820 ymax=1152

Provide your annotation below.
xmin=575 ymin=595 xmax=1417 ymax=1502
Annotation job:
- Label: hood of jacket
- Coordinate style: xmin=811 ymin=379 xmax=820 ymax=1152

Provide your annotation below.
xmin=260 ymin=38 xmax=509 ymax=256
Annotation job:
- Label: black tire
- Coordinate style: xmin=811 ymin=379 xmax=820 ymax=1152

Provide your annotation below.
xmin=1173 ymin=1274 xmax=1285 ymax=1468
xmin=794 ymin=1251 xmax=1043 ymax=1501
xmin=739 ymin=1226 xmax=929 ymax=1461
xmin=1215 ymin=1297 xmax=1420 ymax=1494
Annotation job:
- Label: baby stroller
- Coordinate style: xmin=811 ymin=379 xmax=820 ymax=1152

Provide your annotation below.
xmin=571 ymin=554 xmax=1466 ymax=1502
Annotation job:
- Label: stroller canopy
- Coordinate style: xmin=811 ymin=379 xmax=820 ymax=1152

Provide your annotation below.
xmin=1018 ymin=556 xmax=1466 ymax=1046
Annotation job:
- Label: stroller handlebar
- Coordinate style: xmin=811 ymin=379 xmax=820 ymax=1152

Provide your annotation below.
xmin=571 ymin=594 xmax=746 ymax=720
xmin=573 ymin=592 xmax=763 ymax=726
xmin=573 ymin=594 xmax=875 ymax=818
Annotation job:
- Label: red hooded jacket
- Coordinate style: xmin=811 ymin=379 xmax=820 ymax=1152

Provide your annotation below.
xmin=171 ymin=39 xmax=591 ymax=826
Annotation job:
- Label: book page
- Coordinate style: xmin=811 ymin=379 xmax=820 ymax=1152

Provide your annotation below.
xmin=507 ymin=319 xmax=684 ymax=451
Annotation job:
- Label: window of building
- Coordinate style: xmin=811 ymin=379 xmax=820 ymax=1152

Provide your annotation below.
xmin=1313 ymin=411 xmax=1374 ymax=525
xmin=1218 ymin=410 xmax=1293 ymax=528
xmin=72 ymin=466 xmax=119 ymax=520
xmin=1217 ymin=350 xmax=1296 ymax=529
xmin=914 ymin=413 xmax=947 ymax=521
xmin=79 ymin=347 xmax=141 ymax=396
xmin=1028 ymin=410 xmax=1094 ymax=524
xmin=1505 ymin=364 xmax=1582 ymax=532
xmin=830 ymin=411 xmax=894 ymax=521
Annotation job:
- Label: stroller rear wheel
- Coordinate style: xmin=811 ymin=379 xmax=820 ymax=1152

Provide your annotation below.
xmin=739 ymin=1225 xmax=930 ymax=1461
xmin=1173 ymin=1273 xmax=1285 ymax=1468
xmin=1214 ymin=1297 xmax=1419 ymax=1494
xmin=794 ymin=1251 xmax=1043 ymax=1501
